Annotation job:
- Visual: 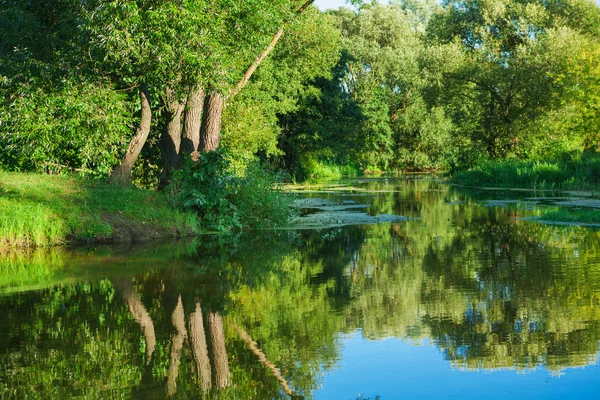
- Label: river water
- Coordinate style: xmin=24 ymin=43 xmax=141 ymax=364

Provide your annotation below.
xmin=2 ymin=177 xmax=600 ymax=399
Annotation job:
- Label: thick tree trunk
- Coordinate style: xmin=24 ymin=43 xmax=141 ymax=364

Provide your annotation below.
xmin=167 ymin=295 xmax=187 ymax=397
xmin=110 ymin=84 xmax=152 ymax=185
xmin=160 ymin=88 xmax=185 ymax=187
xmin=181 ymin=87 xmax=204 ymax=155
xmin=207 ymin=312 xmax=229 ymax=389
xmin=199 ymin=92 xmax=224 ymax=152
xmin=189 ymin=301 xmax=212 ymax=391
xmin=114 ymin=279 xmax=156 ymax=366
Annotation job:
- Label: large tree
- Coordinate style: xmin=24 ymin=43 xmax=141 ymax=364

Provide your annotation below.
xmin=91 ymin=0 xmax=319 ymax=184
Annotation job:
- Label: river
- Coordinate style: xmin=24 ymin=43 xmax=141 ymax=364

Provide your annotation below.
xmin=2 ymin=177 xmax=600 ymax=399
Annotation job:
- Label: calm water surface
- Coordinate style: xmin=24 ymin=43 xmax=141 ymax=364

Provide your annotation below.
xmin=2 ymin=177 xmax=600 ymax=399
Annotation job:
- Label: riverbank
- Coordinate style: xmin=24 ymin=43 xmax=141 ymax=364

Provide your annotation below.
xmin=451 ymin=158 xmax=600 ymax=224
xmin=0 ymin=172 xmax=200 ymax=247
xmin=451 ymin=158 xmax=600 ymax=190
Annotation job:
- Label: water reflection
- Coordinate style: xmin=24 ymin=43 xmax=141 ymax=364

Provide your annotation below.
xmin=2 ymin=178 xmax=600 ymax=398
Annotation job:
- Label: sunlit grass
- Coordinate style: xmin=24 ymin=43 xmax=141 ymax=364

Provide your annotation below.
xmin=0 ymin=172 xmax=200 ymax=247
xmin=451 ymin=157 xmax=600 ymax=190
xmin=0 ymin=202 xmax=66 ymax=247
xmin=301 ymin=159 xmax=360 ymax=182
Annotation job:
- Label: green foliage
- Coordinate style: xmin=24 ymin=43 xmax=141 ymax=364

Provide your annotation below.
xmin=169 ymin=151 xmax=297 ymax=231
xmin=222 ymin=8 xmax=342 ymax=170
xmin=0 ymin=0 xmax=135 ymax=177
xmin=0 ymin=80 xmax=132 ymax=175
xmin=280 ymin=2 xmax=460 ymax=174
xmin=277 ymin=50 xmax=365 ymax=178
xmin=299 ymin=153 xmax=361 ymax=181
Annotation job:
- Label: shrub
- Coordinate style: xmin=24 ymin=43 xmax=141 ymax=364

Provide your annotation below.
xmin=169 ymin=151 xmax=297 ymax=231
xmin=0 ymin=80 xmax=132 ymax=176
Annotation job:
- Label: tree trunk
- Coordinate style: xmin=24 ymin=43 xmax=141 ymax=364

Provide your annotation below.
xmin=114 ymin=279 xmax=156 ymax=366
xmin=181 ymin=87 xmax=204 ymax=156
xmin=208 ymin=312 xmax=229 ymax=389
xmin=199 ymin=92 xmax=224 ymax=152
xmin=160 ymin=88 xmax=185 ymax=187
xmin=167 ymin=295 xmax=187 ymax=397
xmin=188 ymin=301 xmax=212 ymax=391
xmin=110 ymin=84 xmax=152 ymax=185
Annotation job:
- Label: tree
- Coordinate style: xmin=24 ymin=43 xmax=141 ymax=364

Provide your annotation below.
xmin=0 ymin=0 xmax=132 ymax=175
xmin=426 ymin=0 xmax=600 ymax=160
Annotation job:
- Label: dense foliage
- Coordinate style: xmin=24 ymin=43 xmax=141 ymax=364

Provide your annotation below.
xmin=3 ymin=0 xmax=600 ymax=233
xmin=169 ymin=151 xmax=297 ymax=231
xmin=281 ymin=0 xmax=600 ymax=174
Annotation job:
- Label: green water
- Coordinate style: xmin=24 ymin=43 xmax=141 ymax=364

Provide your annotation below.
xmin=2 ymin=178 xmax=600 ymax=399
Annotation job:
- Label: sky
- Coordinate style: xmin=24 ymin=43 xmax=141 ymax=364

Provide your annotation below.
xmin=314 ymin=0 xmax=351 ymax=10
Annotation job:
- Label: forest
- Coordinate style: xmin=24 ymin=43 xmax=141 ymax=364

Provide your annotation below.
xmin=2 ymin=0 xmax=600 ymax=241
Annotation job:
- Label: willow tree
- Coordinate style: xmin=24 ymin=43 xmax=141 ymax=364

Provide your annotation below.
xmin=91 ymin=0 xmax=318 ymax=184
xmin=87 ymin=0 xmax=212 ymax=184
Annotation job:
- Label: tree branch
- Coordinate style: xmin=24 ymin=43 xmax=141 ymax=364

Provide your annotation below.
xmin=235 ymin=324 xmax=294 ymax=396
xmin=229 ymin=0 xmax=315 ymax=99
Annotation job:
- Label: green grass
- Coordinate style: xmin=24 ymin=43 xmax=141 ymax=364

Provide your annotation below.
xmin=539 ymin=208 xmax=600 ymax=224
xmin=451 ymin=157 xmax=600 ymax=190
xmin=0 ymin=172 xmax=200 ymax=247
xmin=301 ymin=159 xmax=360 ymax=182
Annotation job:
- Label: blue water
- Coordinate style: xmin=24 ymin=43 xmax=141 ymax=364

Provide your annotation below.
xmin=317 ymin=331 xmax=600 ymax=400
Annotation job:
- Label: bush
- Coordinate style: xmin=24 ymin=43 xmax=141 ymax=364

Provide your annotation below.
xmin=0 ymin=79 xmax=132 ymax=176
xmin=169 ymin=151 xmax=297 ymax=231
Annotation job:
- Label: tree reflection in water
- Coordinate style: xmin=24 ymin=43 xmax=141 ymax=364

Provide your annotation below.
xmin=2 ymin=179 xmax=600 ymax=398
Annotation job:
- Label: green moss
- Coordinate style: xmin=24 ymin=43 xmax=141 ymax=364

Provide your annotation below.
xmin=0 ymin=172 xmax=200 ymax=247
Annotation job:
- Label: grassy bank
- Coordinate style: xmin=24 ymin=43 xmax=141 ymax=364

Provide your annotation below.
xmin=0 ymin=172 xmax=200 ymax=247
xmin=451 ymin=158 xmax=600 ymax=190
xmin=538 ymin=208 xmax=600 ymax=225
xmin=299 ymin=158 xmax=360 ymax=182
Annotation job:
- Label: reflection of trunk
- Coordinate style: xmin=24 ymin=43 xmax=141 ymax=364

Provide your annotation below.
xmin=167 ymin=295 xmax=187 ymax=397
xmin=110 ymin=84 xmax=152 ymax=185
xmin=199 ymin=92 xmax=224 ymax=152
xmin=208 ymin=312 xmax=229 ymax=389
xmin=114 ymin=279 xmax=156 ymax=365
xmin=236 ymin=325 xmax=293 ymax=396
xmin=181 ymin=87 xmax=204 ymax=156
xmin=160 ymin=88 xmax=185 ymax=187
xmin=189 ymin=301 xmax=212 ymax=391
